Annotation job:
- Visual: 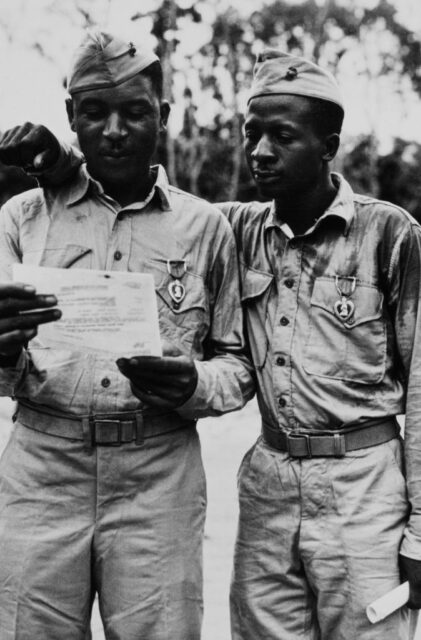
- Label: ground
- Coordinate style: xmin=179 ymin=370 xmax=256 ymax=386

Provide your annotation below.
xmin=0 ymin=397 xmax=419 ymax=639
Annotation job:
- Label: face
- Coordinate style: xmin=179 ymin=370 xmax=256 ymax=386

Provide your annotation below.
xmin=66 ymin=73 xmax=169 ymax=192
xmin=244 ymin=94 xmax=333 ymax=201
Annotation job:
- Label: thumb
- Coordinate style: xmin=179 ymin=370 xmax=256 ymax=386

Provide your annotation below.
xmin=161 ymin=340 xmax=183 ymax=357
xmin=33 ymin=149 xmax=53 ymax=170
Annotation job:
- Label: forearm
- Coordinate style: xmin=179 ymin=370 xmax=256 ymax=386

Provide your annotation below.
xmin=177 ymin=351 xmax=255 ymax=420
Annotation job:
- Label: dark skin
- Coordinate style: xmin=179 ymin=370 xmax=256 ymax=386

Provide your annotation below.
xmin=244 ymin=91 xmax=421 ymax=608
xmin=0 ymin=73 xmax=198 ymax=409
xmin=244 ymin=93 xmax=339 ymax=235
xmin=3 ymin=96 xmax=421 ymax=601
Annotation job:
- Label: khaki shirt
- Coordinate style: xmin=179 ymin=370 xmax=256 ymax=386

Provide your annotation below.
xmin=219 ymin=173 xmax=421 ymax=559
xmin=0 ymin=164 xmax=254 ymax=420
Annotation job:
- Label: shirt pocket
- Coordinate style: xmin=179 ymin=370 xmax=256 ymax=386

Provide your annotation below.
xmin=24 ymin=245 xmax=93 ymax=269
xmin=303 ymin=277 xmax=386 ymax=384
xmin=241 ymin=267 xmax=274 ymax=370
xmin=148 ymin=259 xmax=210 ymax=351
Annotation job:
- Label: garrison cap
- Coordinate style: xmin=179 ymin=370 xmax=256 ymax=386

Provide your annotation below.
xmin=67 ymin=30 xmax=159 ymax=95
xmin=248 ymin=49 xmax=343 ymax=110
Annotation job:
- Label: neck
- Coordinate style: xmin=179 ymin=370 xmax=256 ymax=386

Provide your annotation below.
xmin=100 ymin=169 xmax=155 ymax=208
xmin=274 ymin=174 xmax=338 ymax=236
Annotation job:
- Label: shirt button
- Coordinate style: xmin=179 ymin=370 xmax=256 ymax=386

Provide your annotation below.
xmin=284 ymin=279 xmax=294 ymax=288
xmin=278 ymin=397 xmax=286 ymax=407
xmin=276 ymin=356 xmax=286 ymax=366
xmin=101 ymin=377 xmax=111 ymax=388
xmin=280 ymin=316 xmax=289 ymax=326
xmin=114 ymin=250 xmax=122 ymax=261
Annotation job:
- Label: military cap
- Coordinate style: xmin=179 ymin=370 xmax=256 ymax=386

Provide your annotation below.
xmin=248 ymin=49 xmax=343 ymax=110
xmin=67 ymin=30 xmax=159 ymax=95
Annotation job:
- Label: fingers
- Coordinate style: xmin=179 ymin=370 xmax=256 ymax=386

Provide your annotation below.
xmin=118 ymin=355 xmax=190 ymax=375
xmin=0 ymin=122 xmax=59 ymax=169
xmin=0 ymin=291 xmax=58 ymax=318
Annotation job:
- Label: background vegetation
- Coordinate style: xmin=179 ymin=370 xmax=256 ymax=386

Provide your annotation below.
xmin=1 ymin=0 xmax=421 ymax=220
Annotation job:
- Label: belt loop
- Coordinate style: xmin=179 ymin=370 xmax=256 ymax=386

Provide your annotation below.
xmin=82 ymin=417 xmax=94 ymax=454
xmin=135 ymin=412 xmax=144 ymax=446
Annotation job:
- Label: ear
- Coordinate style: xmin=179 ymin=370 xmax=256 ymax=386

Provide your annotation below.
xmin=159 ymin=100 xmax=170 ymax=132
xmin=65 ymin=98 xmax=76 ymax=132
xmin=323 ymin=133 xmax=340 ymax=162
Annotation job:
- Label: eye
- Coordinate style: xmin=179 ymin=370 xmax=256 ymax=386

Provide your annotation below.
xmin=244 ymin=129 xmax=259 ymax=143
xmin=82 ymin=106 xmax=105 ymax=120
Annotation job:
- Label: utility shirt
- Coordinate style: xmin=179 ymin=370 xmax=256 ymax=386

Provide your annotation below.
xmin=218 ymin=173 xmax=421 ymax=559
xmin=0 ymin=163 xmax=254 ymax=420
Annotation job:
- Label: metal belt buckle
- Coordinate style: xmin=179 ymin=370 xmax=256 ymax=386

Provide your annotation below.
xmin=93 ymin=419 xmax=122 ymax=446
xmin=332 ymin=433 xmax=346 ymax=457
xmin=287 ymin=432 xmax=312 ymax=458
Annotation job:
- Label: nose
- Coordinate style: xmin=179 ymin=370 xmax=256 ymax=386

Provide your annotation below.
xmin=250 ymin=135 xmax=275 ymax=161
xmin=103 ymin=112 xmax=128 ymax=141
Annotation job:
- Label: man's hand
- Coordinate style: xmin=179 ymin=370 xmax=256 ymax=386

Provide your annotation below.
xmin=116 ymin=343 xmax=198 ymax=410
xmin=399 ymin=554 xmax=421 ymax=608
xmin=0 ymin=123 xmax=60 ymax=172
xmin=0 ymin=283 xmax=61 ymax=362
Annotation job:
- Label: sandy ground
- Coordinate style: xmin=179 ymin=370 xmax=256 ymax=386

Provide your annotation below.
xmin=0 ymin=397 xmax=419 ymax=639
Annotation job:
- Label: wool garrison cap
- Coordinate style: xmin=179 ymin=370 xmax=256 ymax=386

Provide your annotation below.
xmin=248 ymin=49 xmax=344 ymax=110
xmin=67 ymin=30 xmax=159 ymax=95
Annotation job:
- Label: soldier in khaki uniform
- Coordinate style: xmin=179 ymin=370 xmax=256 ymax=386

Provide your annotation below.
xmin=4 ymin=49 xmax=421 ymax=639
xmin=0 ymin=31 xmax=254 ymax=640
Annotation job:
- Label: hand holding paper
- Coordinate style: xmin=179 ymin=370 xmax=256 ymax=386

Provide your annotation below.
xmin=12 ymin=264 xmax=162 ymax=357
xmin=0 ymin=281 xmax=60 ymax=361
xmin=116 ymin=342 xmax=198 ymax=409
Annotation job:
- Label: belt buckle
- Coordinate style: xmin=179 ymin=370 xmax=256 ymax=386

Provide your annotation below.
xmin=332 ymin=432 xmax=346 ymax=457
xmin=287 ymin=432 xmax=312 ymax=458
xmin=93 ymin=419 xmax=122 ymax=446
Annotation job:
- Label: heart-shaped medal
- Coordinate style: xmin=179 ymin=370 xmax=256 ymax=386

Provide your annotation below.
xmin=334 ymin=298 xmax=355 ymax=322
xmin=168 ymin=279 xmax=186 ymax=304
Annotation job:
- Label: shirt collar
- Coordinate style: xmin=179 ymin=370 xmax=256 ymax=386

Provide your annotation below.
xmin=65 ymin=163 xmax=172 ymax=212
xmin=264 ymin=172 xmax=355 ymax=237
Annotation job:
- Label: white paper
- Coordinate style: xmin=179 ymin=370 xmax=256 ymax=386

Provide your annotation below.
xmin=13 ymin=264 xmax=162 ymax=357
xmin=366 ymin=581 xmax=409 ymax=624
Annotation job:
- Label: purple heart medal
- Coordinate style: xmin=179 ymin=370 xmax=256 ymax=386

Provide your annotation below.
xmin=167 ymin=259 xmax=187 ymax=307
xmin=333 ymin=275 xmax=356 ymax=323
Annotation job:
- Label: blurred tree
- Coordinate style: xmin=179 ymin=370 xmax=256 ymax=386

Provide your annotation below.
xmin=2 ymin=0 xmax=421 ymax=216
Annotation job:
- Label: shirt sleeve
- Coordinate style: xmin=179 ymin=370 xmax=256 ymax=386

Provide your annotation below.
xmin=177 ymin=215 xmax=255 ymax=419
xmin=28 ymin=141 xmax=84 ymax=187
xmin=389 ymin=223 xmax=421 ymax=560
xmin=0 ymin=201 xmax=30 ymax=397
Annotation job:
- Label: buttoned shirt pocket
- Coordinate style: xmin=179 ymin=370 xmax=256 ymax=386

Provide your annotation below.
xmin=241 ymin=267 xmax=274 ymax=370
xmin=148 ymin=260 xmax=210 ymax=353
xmin=303 ymin=277 xmax=386 ymax=383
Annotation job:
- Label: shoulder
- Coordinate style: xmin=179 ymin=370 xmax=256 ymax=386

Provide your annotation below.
xmin=215 ymin=200 xmax=271 ymax=238
xmin=167 ymin=185 xmax=234 ymax=235
xmin=352 ymin=192 xmax=420 ymax=242
xmin=1 ymin=187 xmax=46 ymax=221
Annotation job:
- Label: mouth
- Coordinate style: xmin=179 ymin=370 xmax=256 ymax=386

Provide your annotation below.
xmin=101 ymin=151 xmax=131 ymax=160
xmin=253 ymin=170 xmax=279 ymax=183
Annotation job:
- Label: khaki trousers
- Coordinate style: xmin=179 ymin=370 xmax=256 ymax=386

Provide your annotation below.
xmin=231 ymin=435 xmax=414 ymax=640
xmin=0 ymin=421 xmax=206 ymax=640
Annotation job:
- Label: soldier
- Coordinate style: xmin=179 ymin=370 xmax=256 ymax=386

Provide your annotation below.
xmin=4 ymin=48 xmax=421 ymax=640
xmin=0 ymin=31 xmax=254 ymax=640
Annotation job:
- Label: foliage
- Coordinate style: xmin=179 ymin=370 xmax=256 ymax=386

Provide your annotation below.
xmin=1 ymin=0 xmax=421 ymax=221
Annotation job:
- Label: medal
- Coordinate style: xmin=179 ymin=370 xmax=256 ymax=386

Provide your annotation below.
xmin=334 ymin=276 xmax=356 ymax=322
xmin=167 ymin=260 xmax=187 ymax=306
